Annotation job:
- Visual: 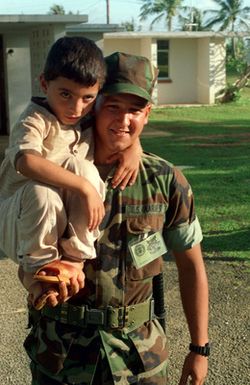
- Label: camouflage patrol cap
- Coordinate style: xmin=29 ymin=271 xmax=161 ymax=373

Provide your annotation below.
xmin=102 ymin=52 xmax=159 ymax=102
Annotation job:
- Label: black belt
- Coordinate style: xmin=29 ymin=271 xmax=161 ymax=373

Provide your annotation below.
xmin=41 ymin=298 xmax=155 ymax=331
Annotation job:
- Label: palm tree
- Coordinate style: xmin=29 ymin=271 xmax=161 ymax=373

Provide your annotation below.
xmin=48 ymin=4 xmax=66 ymax=15
xmin=204 ymin=0 xmax=250 ymax=32
xmin=139 ymin=0 xmax=184 ymax=31
xmin=204 ymin=0 xmax=250 ymax=58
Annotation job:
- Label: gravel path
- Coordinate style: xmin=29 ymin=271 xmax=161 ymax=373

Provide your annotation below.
xmin=0 ymin=254 xmax=249 ymax=385
xmin=164 ymin=257 xmax=249 ymax=385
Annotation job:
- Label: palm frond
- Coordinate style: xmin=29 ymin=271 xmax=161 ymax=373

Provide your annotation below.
xmin=150 ymin=13 xmax=165 ymax=28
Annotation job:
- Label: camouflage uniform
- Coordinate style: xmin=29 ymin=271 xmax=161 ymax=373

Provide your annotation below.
xmin=24 ymin=152 xmax=202 ymax=385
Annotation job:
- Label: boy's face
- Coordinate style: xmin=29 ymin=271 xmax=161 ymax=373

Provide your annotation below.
xmin=94 ymin=93 xmax=151 ymax=160
xmin=40 ymin=75 xmax=99 ymax=125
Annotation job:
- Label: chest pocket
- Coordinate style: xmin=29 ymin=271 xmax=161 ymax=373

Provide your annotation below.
xmin=126 ymin=213 xmax=165 ymax=281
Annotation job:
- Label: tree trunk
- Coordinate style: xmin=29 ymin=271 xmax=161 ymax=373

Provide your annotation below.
xmin=216 ymin=66 xmax=250 ymax=103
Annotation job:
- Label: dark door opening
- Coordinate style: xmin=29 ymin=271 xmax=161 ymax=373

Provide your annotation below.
xmin=0 ymin=35 xmax=7 ymax=135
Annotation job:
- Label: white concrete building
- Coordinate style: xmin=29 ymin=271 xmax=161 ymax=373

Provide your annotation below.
xmin=103 ymin=31 xmax=227 ymax=106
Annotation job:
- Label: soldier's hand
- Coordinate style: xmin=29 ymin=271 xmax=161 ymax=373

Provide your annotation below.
xmin=178 ymin=352 xmax=208 ymax=385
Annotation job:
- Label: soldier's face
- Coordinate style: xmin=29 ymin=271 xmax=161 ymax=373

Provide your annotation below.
xmin=94 ymin=94 xmax=151 ymax=158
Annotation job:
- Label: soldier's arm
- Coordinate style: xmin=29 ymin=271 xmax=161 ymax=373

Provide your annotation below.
xmin=172 ymin=243 xmax=209 ymax=385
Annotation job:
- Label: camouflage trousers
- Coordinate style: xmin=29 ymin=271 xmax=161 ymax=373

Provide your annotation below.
xmin=30 ymin=358 xmax=168 ymax=385
xmin=25 ymin=310 xmax=168 ymax=385
xmin=29 ymin=354 xmax=113 ymax=385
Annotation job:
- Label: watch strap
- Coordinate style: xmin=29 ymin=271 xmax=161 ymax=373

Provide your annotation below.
xmin=189 ymin=342 xmax=210 ymax=357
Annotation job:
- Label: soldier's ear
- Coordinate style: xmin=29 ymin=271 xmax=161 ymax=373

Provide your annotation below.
xmin=144 ymin=103 xmax=152 ymax=125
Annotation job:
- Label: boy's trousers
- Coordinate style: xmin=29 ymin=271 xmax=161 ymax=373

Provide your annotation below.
xmin=0 ymin=158 xmax=105 ymax=272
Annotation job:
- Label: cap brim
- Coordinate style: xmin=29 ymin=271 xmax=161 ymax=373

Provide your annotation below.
xmin=101 ymin=83 xmax=152 ymax=102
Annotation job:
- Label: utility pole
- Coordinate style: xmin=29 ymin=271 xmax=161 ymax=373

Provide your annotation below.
xmin=185 ymin=0 xmax=197 ymax=31
xmin=106 ymin=0 xmax=110 ymax=24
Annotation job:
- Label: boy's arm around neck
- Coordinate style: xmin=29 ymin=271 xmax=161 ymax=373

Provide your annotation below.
xmin=106 ymin=137 xmax=142 ymax=190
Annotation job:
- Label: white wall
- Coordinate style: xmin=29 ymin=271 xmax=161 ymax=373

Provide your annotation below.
xmin=158 ymin=39 xmax=198 ymax=104
xmin=197 ymin=38 xmax=211 ymax=104
xmin=30 ymin=27 xmax=55 ymax=96
xmin=5 ymin=25 xmax=66 ymax=132
xmin=104 ymin=38 xmax=142 ymax=56
xmin=5 ymin=32 xmax=32 ymax=130
xmin=213 ymin=38 xmax=226 ymax=96
xmin=30 ymin=25 xmax=65 ymax=96
xmin=197 ymin=38 xmax=226 ymax=104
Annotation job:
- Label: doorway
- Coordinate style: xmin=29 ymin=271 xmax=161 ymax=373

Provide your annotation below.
xmin=0 ymin=35 xmax=7 ymax=135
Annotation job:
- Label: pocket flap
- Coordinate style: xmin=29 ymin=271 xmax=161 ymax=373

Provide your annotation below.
xmin=127 ymin=214 xmax=164 ymax=234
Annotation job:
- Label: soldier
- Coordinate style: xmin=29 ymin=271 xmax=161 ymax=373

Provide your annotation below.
xmin=22 ymin=52 xmax=209 ymax=385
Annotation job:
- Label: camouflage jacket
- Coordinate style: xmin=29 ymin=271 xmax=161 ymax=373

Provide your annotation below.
xmin=24 ymin=152 xmax=202 ymax=384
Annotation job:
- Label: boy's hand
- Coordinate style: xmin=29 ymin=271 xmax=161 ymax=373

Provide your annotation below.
xmin=18 ymin=267 xmax=59 ymax=309
xmin=108 ymin=153 xmax=138 ymax=190
xmin=80 ymin=179 xmax=105 ymax=231
xmin=108 ymin=139 xmax=142 ymax=190
xmin=18 ymin=260 xmax=85 ymax=309
xmin=34 ymin=259 xmax=85 ymax=295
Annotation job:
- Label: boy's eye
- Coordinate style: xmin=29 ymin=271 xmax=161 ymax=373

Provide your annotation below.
xmin=60 ymin=91 xmax=70 ymax=99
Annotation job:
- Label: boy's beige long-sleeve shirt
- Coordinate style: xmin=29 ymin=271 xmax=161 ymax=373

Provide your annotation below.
xmin=0 ymin=97 xmax=94 ymax=199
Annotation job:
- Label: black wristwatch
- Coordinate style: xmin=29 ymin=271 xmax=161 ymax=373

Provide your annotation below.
xmin=189 ymin=342 xmax=210 ymax=357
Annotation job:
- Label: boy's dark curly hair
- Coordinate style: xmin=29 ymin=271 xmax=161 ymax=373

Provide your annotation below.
xmin=43 ymin=36 xmax=106 ymax=88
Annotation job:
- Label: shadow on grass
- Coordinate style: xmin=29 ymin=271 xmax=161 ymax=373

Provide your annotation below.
xmin=202 ymin=228 xmax=250 ymax=261
xmin=145 ymin=119 xmax=250 ymax=135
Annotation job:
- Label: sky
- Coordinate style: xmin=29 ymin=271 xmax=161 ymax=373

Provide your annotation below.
xmin=0 ymin=0 xmax=249 ymax=30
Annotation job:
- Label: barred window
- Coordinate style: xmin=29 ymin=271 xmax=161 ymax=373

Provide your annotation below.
xmin=157 ymin=40 xmax=169 ymax=79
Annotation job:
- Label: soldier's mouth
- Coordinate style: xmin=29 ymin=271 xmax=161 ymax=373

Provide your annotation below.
xmin=110 ymin=129 xmax=130 ymax=136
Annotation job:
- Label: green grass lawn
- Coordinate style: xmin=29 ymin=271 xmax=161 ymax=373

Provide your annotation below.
xmin=141 ymin=80 xmax=250 ymax=261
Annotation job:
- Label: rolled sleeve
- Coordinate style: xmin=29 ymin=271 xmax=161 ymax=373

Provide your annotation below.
xmin=164 ymin=216 xmax=203 ymax=252
xmin=163 ymin=167 xmax=203 ymax=252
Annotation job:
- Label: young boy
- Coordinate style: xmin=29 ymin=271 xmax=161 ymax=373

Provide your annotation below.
xmin=0 ymin=37 xmax=140 ymax=308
